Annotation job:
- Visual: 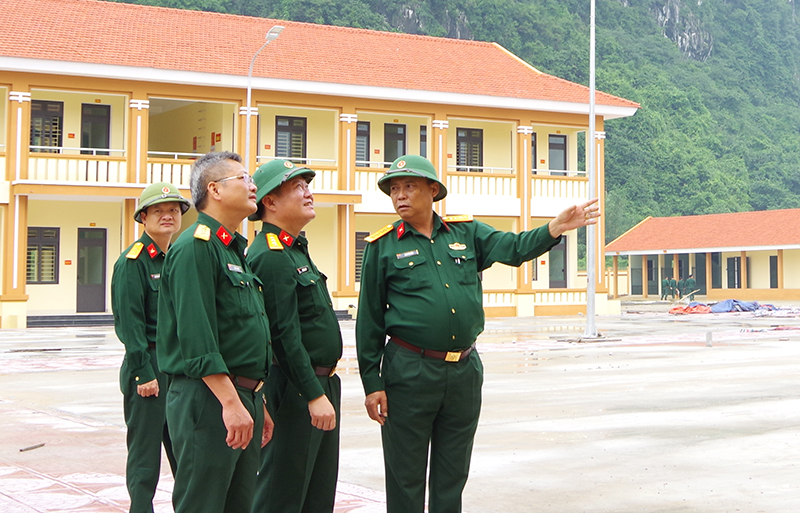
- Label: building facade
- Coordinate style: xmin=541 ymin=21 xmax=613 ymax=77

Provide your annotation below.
xmin=606 ymin=210 xmax=800 ymax=301
xmin=0 ymin=0 xmax=638 ymax=328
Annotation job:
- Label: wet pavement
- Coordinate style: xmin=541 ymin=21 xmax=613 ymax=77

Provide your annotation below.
xmin=1 ymin=300 xmax=800 ymax=512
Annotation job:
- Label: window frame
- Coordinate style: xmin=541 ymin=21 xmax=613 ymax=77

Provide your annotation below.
xmin=27 ymin=227 xmax=60 ymax=284
xmin=456 ymin=127 xmax=483 ymax=172
xmin=275 ymin=115 xmax=307 ymax=163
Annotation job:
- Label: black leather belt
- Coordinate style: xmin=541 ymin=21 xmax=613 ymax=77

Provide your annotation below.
xmin=390 ymin=336 xmax=474 ymax=362
xmin=314 ymin=365 xmax=337 ymax=377
xmin=230 ymin=374 xmax=264 ymax=392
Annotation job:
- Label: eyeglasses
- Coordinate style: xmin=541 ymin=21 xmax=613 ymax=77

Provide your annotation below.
xmin=215 ymin=173 xmax=253 ymax=185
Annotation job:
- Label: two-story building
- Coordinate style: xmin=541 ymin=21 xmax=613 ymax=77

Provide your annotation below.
xmin=0 ymin=0 xmax=638 ymax=328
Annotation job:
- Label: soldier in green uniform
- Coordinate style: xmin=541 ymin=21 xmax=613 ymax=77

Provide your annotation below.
xmin=685 ymin=274 xmax=697 ymax=301
xmin=356 ymin=155 xmax=600 ymax=513
xmin=112 ymin=182 xmax=189 ymax=513
xmin=247 ymin=159 xmax=343 ymax=513
xmin=669 ymin=276 xmax=678 ymax=300
xmin=677 ymin=277 xmax=685 ymax=299
xmin=156 ymin=151 xmax=274 ymax=513
xmin=661 ymin=275 xmax=670 ymax=300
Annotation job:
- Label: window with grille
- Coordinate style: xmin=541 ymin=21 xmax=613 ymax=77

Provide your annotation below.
xmin=276 ymin=116 xmax=306 ymax=163
xmin=27 ymin=227 xmax=60 ymax=284
xmin=456 ymin=128 xmax=483 ymax=172
xmin=531 ymin=132 xmax=538 ymax=174
xmin=355 ymin=231 xmax=369 ymax=282
xmin=30 ymin=101 xmax=64 ymax=153
xmin=356 ymin=121 xmax=370 ymax=166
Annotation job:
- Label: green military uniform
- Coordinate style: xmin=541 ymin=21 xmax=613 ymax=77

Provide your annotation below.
xmin=685 ymin=276 xmax=697 ymax=301
xmin=677 ymin=279 xmax=685 ymax=299
xmin=157 ymin=212 xmax=271 ymax=513
xmin=357 ymin=213 xmax=560 ymax=513
xmin=112 ymin=232 xmax=177 ymax=513
xmin=661 ymin=277 xmax=670 ymax=300
xmin=669 ymin=277 xmax=678 ymax=299
xmin=248 ymin=223 xmax=343 ymax=513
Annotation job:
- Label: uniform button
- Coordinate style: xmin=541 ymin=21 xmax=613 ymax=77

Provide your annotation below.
xmin=430 ymin=239 xmax=435 ymax=244
xmin=445 ymin=283 xmax=450 ymax=288
xmin=452 ymin=335 xmax=456 ymax=340
xmin=451 ymin=308 xmax=456 ymax=314
xmin=135 ymin=376 xmax=140 ymax=382
xmin=408 ymin=261 xmax=414 ymax=266
xmin=437 ymin=260 xmax=441 ymax=265
xmin=310 ymin=279 xmax=315 ymax=283
xmin=240 ymin=281 xmax=244 ymax=285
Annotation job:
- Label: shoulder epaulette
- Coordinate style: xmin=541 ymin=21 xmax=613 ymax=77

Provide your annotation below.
xmin=194 ymin=224 xmax=211 ymax=241
xmin=126 ymin=242 xmax=144 ymax=259
xmin=267 ymin=232 xmax=284 ymax=250
xmin=442 ymin=214 xmax=473 ymax=223
xmin=365 ymin=224 xmax=395 ymax=243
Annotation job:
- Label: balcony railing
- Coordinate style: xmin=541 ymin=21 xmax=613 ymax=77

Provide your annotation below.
xmin=27 ymin=148 xmax=127 ymax=183
xmin=531 ymin=168 xmax=586 ymax=178
xmin=446 ymin=164 xmax=514 ymax=174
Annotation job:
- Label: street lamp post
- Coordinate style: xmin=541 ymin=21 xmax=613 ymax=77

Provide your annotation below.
xmin=584 ymin=0 xmax=599 ymax=338
xmin=244 ymin=25 xmax=284 ymax=170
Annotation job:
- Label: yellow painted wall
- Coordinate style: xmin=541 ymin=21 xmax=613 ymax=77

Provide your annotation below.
xmin=0 ymin=87 xmax=7 ymax=152
xmin=532 ymin=126 xmax=581 ymax=173
xmin=27 ymin=199 xmax=123 ymax=315
xmin=784 ymin=250 xmax=800 ymax=288
xmin=303 ymin=205 xmax=339 ymax=290
xmin=355 ymin=112 xmax=430 ymax=164
xmin=257 ymin=106 xmax=338 ymax=165
xmin=149 ymin=101 xmax=236 ymax=155
xmin=748 ymin=251 xmax=773 ymax=289
xmin=448 ymin=119 xmax=515 ymax=172
xmin=30 ymin=90 xmax=127 ymax=153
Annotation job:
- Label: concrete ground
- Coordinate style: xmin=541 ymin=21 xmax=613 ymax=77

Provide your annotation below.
xmin=1 ymin=299 xmax=800 ymax=512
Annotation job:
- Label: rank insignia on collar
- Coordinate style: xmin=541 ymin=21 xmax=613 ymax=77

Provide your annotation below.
xmin=216 ymin=226 xmax=232 ymax=246
xmin=279 ymin=230 xmax=294 ymax=246
xmin=267 ymin=232 xmax=284 ymax=250
xmin=396 ymin=222 xmax=406 ymax=239
xmin=449 ymin=242 xmax=467 ymax=251
xmin=126 ymin=242 xmax=144 ymax=259
xmin=364 ymin=224 xmax=394 ymax=243
xmin=194 ymin=224 xmax=211 ymax=241
xmin=147 ymin=243 xmax=158 ymax=258
xmin=442 ymin=214 xmax=473 ymax=223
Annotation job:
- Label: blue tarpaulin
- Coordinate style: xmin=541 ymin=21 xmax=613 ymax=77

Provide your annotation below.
xmin=710 ymin=299 xmax=766 ymax=313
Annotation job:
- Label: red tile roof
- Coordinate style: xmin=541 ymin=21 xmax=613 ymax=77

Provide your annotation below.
xmin=606 ymin=209 xmax=800 ymax=254
xmin=0 ymin=0 xmax=638 ymax=108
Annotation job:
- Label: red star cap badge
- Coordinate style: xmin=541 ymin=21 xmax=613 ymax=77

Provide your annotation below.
xmin=216 ymin=226 xmax=232 ymax=246
xmin=397 ymin=222 xmax=406 ymax=239
xmin=279 ymin=230 xmax=294 ymax=246
xmin=147 ymin=243 xmax=158 ymax=258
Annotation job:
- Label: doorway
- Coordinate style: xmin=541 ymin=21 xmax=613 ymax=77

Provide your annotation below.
xmin=548 ymin=237 xmax=567 ymax=288
xmin=77 ymin=228 xmax=107 ymax=312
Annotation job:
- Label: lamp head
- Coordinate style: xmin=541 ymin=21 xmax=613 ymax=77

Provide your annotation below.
xmin=266 ymin=26 xmax=284 ymax=41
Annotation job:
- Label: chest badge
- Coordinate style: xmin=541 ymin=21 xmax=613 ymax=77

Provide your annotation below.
xmin=396 ymin=249 xmax=419 ymax=259
xmin=297 ymin=266 xmax=309 ymax=275
xmin=227 ymin=263 xmax=243 ymax=273
xmin=449 ymin=242 xmax=467 ymax=251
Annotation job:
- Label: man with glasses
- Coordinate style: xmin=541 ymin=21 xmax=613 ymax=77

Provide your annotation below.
xmin=356 ymin=154 xmax=600 ymax=513
xmin=157 ymin=151 xmax=274 ymax=513
xmin=246 ymin=159 xmax=343 ymax=513
xmin=112 ymin=181 xmax=188 ymax=513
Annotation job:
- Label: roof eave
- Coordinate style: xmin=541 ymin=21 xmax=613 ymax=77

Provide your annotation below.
xmin=605 ymin=244 xmax=800 ymax=256
xmin=0 ymin=56 xmax=638 ymax=118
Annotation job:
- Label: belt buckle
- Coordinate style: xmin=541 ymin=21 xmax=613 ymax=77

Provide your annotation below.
xmin=254 ymin=380 xmax=264 ymax=393
xmin=445 ymin=351 xmax=461 ymax=362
